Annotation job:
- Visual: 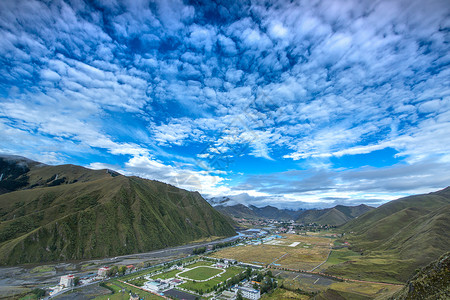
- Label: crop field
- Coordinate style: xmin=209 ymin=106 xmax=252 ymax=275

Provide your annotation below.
xmin=325 ymin=253 xmax=412 ymax=284
xmin=281 ymin=275 xmax=401 ymax=298
xmin=178 ymin=266 xmax=223 ymax=281
xmin=316 ymin=248 xmax=360 ymax=272
xmin=211 ymin=234 xmax=331 ymax=271
xmin=260 ymin=288 xmax=310 ymax=299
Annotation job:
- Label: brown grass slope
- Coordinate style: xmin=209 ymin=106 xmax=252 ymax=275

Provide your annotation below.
xmin=329 ymin=187 xmax=450 ymax=282
xmin=390 ymin=252 xmax=449 ymax=300
xmin=0 ymin=157 xmax=235 ymax=265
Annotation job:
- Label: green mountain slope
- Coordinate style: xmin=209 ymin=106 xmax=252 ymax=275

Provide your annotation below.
xmin=296 ymin=204 xmax=374 ymax=226
xmin=0 ymin=156 xmax=235 ymax=265
xmin=214 ymin=204 xmax=258 ymax=219
xmin=248 ymin=205 xmax=299 ymax=220
xmin=327 ymin=187 xmax=450 ymax=283
xmin=215 ymin=204 xmax=301 ymax=220
xmin=390 ymin=252 xmax=450 ymax=300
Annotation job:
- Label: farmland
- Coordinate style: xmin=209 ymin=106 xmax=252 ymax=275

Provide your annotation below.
xmin=210 ymin=234 xmax=332 ymax=271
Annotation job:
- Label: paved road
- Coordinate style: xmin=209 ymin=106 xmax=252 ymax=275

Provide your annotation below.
xmin=0 ymin=232 xmax=243 ymax=297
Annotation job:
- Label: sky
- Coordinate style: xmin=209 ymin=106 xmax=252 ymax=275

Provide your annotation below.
xmin=0 ymin=0 xmax=449 ymax=209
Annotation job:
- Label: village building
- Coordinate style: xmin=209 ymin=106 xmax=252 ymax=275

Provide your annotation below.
xmin=125 ymin=265 xmax=135 ymax=274
xmin=98 ymin=267 xmax=109 ymax=277
xmin=143 ymin=279 xmax=170 ymax=293
xmin=235 ymin=286 xmax=260 ymax=300
xmin=59 ymin=275 xmax=74 ymax=288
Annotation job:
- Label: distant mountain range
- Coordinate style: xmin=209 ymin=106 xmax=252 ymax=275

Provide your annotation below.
xmin=0 ymin=155 xmax=235 ymax=265
xmin=295 ymin=204 xmax=373 ymax=226
xmin=328 ymin=186 xmax=450 ymax=282
xmin=214 ymin=202 xmax=374 ymax=225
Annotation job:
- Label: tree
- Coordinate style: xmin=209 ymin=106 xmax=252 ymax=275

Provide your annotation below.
xmin=32 ymin=288 xmax=46 ymax=298
xmin=246 ymin=267 xmax=252 ymax=278
xmin=118 ymin=265 xmax=127 ymax=275
xmin=74 ymin=276 xmax=80 ymax=286
xmin=107 ymin=265 xmax=118 ymax=277
xmin=236 ymin=291 xmax=244 ymax=300
xmin=137 ymin=262 xmax=145 ymax=270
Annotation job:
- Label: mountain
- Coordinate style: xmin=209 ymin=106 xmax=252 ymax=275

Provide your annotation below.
xmin=215 ymin=204 xmax=301 ymax=220
xmin=248 ymin=205 xmax=300 ymax=220
xmin=390 ymin=252 xmax=449 ymax=299
xmin=214 ymin=203 xmax=372 ymax=223
xmin=327 ymin=187 xmax=450 ymax=282
xmin=0 ymin=156 xmax=236 ymax=265
xmin=214 ymin=204 xmax=258 ymax=219
xmin=296 ymin=204 xmax=374 ymax=226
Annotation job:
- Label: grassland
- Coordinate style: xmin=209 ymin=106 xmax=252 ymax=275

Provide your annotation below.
xmin=316 ymin=248 xmax=360 ymax=272
xmin=211 ymin=234 xmax=331 ymax=270
xmin=0 ymin=158 xmax=236 ymax=265
xmin=324 ymin=252 xmax=415 ymax=284
xmin=281 ymin=277 xmax=401 ymax=299
xmin=29 ymin=265 xmax=55 ymax=273
xmin=260 ymin=288 xmax=310 ymax=299
xmin=178 ymin=266 xmax=223 ymax=280
xmin=152 ymin=269 xmax=180 ymax=280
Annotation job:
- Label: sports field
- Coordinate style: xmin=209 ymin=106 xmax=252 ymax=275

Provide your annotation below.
xmin=177 ymin=266 xmax=224 ymax=281
xmin=210 ymin=234 xmax=331 ymax=271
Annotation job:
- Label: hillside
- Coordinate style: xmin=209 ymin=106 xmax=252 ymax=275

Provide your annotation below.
xmin=214 ymin=204 xmax=258 ymax=219
xmin=248 ymin=205 xmax=300 ymax=220
xmin=0 ymin=156 xmax=236 ymax=265
xmin=215 ymin=204 xmax=301 ymax=220
xmin=296 ymin=204 xmax=374 ymax=226
xmin=390 ymin=252 xmax=449 ymax=299
xmin=215 ymin=203 xmax=373 ymax=223
xmin=326 ymin=187 xmax=450 ymax=283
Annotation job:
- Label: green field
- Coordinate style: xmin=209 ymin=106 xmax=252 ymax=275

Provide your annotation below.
xmin=152 ymin=268 xmax=180 ymax=280
xmin=178 ymin=266 xmax=223 ymax=281
xmin=179 ymin=266 xmax=243 ymax=293
xmin=325 ymin=249 xmax=360 ymax=265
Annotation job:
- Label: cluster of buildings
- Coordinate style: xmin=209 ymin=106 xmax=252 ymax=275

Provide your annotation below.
xmin=233 ymin=286 xmax=261 ymax=300
xmin=142 ymin=278 xmax=183 ymax=293
xmin=217 ymin=285 xmax=261 ymax=300
xmin=48 ymin=275 xmax=75 ymax=296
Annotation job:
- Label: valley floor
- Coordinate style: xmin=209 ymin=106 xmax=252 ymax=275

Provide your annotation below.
xmin=0 ymin=234 xmax=240 ymax=299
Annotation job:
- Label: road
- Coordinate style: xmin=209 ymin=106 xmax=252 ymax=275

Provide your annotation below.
xmin=0 ymin=232 xmax=243 ymax=298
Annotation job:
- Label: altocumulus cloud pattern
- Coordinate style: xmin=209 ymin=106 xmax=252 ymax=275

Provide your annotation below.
xmin=0 ymin=0 xmax=449 ymax=208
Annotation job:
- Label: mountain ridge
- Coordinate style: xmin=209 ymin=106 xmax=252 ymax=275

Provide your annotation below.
xmin=326 ymin=186 xmax=450 ymax=282
xmin=214 ymin=202 xmax=373 ymax=224
xmin=0 ymin=156 xmax=236 ymax=265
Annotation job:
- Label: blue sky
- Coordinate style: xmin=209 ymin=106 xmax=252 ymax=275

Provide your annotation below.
xmin=0 ymin=0 xmax=449 ymax=208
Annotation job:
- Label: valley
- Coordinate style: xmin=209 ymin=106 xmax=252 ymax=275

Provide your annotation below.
xmin=0 ymin=157 xmax=448 ymax=300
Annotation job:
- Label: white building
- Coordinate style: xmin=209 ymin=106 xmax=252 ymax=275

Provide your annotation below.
xmin=237 ymin=286 xmax=260 ymax=300
xmin=143 ymin=279 xmax=170 ymax=293
xmin=98 ymin=267 xmax=109 ymax=277
xmin=59 ymin=275 xmax=74 ymax=288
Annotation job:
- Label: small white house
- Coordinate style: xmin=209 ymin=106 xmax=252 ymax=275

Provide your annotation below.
xmin=236 ymin=286 xmax=260 ymax=300
xmin=59 ymin=275 xmax=74 ymax=288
